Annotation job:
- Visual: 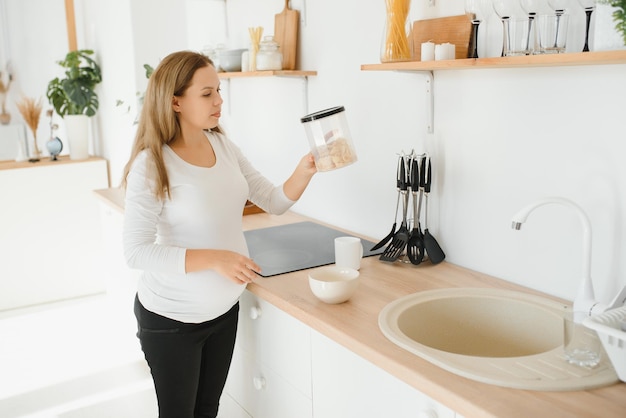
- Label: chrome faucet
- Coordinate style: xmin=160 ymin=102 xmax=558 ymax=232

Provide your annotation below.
xmin=511 ymin=196 xmax=626 ymax=323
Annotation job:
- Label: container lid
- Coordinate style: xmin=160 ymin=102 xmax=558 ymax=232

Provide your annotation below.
xmin=300 ymin=106 xmax=345 ymax=123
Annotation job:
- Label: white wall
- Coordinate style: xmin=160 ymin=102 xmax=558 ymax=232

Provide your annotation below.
xmin=11 ymin=0 xmax=626 ymax=306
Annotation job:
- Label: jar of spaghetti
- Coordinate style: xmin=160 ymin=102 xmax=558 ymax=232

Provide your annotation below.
xmin=300 ymin=106 xmax=358 ymax=172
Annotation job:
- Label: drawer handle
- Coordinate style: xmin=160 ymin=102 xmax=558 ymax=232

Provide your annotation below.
xmin=253 ymin=376 xmax=266 ymax=391
xmin=249 ymin=306 xmax=262 ymax=320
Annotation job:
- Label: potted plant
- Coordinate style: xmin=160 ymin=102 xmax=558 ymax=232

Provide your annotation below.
xmin=597 ymin=0 xmax=626 ymax=47
xmin=46 ymin=49 xmax=102 ymax=160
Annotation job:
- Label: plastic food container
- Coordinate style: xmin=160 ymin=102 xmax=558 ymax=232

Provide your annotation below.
xmin=300 ymin=106 xmax=357 ymax=172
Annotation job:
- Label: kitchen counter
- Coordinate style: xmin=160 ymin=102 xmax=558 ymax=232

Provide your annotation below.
xmin=95 ymin=188 xmax=626 ymax=418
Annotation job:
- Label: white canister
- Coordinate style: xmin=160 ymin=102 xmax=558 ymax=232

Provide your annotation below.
xmin=256 ymin=36 xmax=282 ymax=71
xmin=300 ymin=106 xmax=357 ymax=172
xmin=241 ymin=51 xmax=249 ymax=72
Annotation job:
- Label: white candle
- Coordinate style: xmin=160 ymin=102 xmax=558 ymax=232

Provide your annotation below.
xmin=434 ymin=44 xmax=445 ymax=61
xmin=444 ymin=43 xmax=456 ymax=60
xmin=421 ymin=42 xmax=435 ymax=61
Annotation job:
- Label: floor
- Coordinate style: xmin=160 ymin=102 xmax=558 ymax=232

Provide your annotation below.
xmin=0 ymin=288 xmax=158 ymax=418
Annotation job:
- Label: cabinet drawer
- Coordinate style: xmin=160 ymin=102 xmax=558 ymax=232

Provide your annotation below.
xmin=311 ymin=330 xmax=456 ymax=418
xmin=217 ymin=392 xmax=251 ymax=418
xmin=225 ymin=344 xmax=313 ymax=418
xmin=237 ymin=291 xmax=311 ymax=397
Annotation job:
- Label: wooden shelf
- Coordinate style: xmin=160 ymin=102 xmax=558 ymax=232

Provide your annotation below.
xmin=0 ymin=155 xmax=106 ymax=171
xmin=218 ymin=70 xmax=317 ymax=78
xmin=361 ymin=50 xmax=626 ymax=72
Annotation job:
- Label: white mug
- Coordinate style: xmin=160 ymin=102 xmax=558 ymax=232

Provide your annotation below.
xmin=334 ymin=236 xmax=363 ymax=270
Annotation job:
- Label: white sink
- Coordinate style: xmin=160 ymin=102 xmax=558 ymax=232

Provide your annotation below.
xmin=379 ymin=288 xmax=618 ymax=391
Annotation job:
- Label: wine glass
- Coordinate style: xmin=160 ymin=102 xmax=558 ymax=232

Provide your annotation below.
xmin=491 ymin=0 xmax=532 ymax=56
xmin=518 ymin=0 xmax=547 ymax=54
xmin=492 ymin=0 xmax=526 ymax=56
xmin=547 ymin=0 xmax=569 ymax=53
xmin=577 ymin=0 xmax=596 ymax=52
xmin=465 ymin=0 xmax=490 ymax=58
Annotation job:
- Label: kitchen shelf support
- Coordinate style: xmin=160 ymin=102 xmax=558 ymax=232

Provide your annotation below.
xmin=391 ymin=70 xmax=434 ymax=133
xmin=276 ymin=74 xmax=311 ymax=115
xmin=425 ymin=71 xmax=434 ymax=134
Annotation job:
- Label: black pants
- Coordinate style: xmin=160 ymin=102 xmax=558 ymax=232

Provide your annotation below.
xmin=134 ymin=295 xmax=239 ymax=418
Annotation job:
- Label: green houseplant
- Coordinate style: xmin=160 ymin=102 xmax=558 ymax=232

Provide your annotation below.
xmin=46 ymin=49 xmax=102 ymax=117
xmin=46 ymin=49 xmax=102 ymax=160
xmin=598 ymin=0 xmax=626 ymax=46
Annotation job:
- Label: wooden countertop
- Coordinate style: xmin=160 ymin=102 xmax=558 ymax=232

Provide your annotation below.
xmin=94 ymin=188 xmax=626 ymax=417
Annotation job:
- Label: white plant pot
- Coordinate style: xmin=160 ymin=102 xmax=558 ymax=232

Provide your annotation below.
xmin=64 ymin=114 xmax=90 ymax=160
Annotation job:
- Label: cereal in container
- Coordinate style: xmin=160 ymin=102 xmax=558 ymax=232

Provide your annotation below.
xmin=300 ymin=106 xmax=357 ymax=172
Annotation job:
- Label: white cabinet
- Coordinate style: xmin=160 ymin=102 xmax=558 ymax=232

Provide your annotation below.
xmin=224 ymin=290 xmax=313 ymax=418
xmin=97 ymin=197 xmax=141 ymax=300
xmin=228 ymin=291 xmax=457 ymax=418
xmin=0 ymin=158 xmax=109 ymax=310
xmin=311 ymin=330 xmax=456 ymax=418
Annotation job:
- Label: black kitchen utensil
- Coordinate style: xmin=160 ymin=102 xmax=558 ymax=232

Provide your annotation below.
xmin=371 ymin=156 xmax=402 ymax=251
xmin=422 ymin=157 xmax=446 ymax=264
xmin=406 ymin=155 xmax=425 ymax=265
xmin=380 ymin=155 xmax=409 ymax=262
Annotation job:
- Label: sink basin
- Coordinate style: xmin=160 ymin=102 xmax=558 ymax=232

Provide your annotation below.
xmin=379 ymin=288 xmax=618 ymax=391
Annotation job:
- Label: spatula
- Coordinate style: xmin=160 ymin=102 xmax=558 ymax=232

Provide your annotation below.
xmin=371 ymin=156 xmax=402 ymax=251
xmin=274 ymin=0 xmax=299 ymax=70
xmin=406 ymin=154 xmax=425 ymax=265
xmin=422 ymin=157 xmax=446 ymax=264
xmin=380 ymin=156 xmax=409 ymax=262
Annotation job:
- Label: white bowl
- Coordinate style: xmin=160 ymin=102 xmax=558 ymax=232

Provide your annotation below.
xmin=308 ymin=265 xmax=360 ymax=304
xmin=217 ymin=49 xmax=246 ymax=72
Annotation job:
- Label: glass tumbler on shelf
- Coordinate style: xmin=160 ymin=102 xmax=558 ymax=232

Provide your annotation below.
xmin=519 ymin=0 xmax=553 ymax=54
xmin=380 ymin=0 xmax=413 ymax=63
xmin=492 ymin=0 xmax=529 ymax=56
xmin=536 ymin=12 xmax=570 ymax=54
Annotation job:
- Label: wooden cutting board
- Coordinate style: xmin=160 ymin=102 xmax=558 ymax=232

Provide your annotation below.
xmin=274 ymin=0 xmax=299 ymax=70
xmin=412 ymin=15 xmax=473 ymax=60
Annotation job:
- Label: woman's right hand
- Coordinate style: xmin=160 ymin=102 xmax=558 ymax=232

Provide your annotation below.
xmin=186 ymin=249 xmax=261 ymax=284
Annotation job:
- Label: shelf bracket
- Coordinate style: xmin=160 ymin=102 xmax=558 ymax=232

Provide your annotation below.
xmin=425 ymin=71 xmax=434 ymax=134
xmin=276 ymin=74 xmax=310 ymax=115
xmin=393 ymin=70 xmax=434 ymax=133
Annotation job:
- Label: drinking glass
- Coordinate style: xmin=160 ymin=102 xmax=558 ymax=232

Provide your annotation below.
xmin=493 ymin=0 xmax=529 ymax=55
xmin=546 ymin=0 xmax=569 ymax=53
xmin=577 ymin=0 xmax=596 ymax=52
xmin=519 ymin=0 xmax=551 ymax=53
xmin=465 ymin=0 xmax=490 ymax=58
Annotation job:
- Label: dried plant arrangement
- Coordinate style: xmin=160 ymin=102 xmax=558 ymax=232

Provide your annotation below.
xmin=16 ymin=96 xmax=43 ymax=161
xmin=0 ymin=70 xmax=12 ymax=124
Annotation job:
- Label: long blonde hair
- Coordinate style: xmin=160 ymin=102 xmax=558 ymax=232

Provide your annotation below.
xmin=121 ymin=50 xmax=222 ymax=200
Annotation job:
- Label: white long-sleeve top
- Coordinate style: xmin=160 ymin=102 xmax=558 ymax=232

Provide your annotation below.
xmin=123 ymin=131 xmax=295 ymax=323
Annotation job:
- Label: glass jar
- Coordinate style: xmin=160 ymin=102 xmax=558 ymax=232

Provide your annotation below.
xmin=256 ymin=36 xmax=283 ymax=71
xmin=380 ymin=0 xmax=413 ymax=62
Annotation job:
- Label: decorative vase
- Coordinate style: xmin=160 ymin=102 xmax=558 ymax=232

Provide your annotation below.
xmin=46 ymin=136 xmax=63 ymax=161
xmin=380 ymin=0 xmax=413 ymax=62
xmin=64 ymin=114 xmax=90 ymax=160
xmin=0 ymin=111 xmax=10 ymax=125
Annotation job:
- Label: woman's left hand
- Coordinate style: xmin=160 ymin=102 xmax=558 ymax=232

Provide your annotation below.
xmin=283 ymin=153 xmax=317 ymax=201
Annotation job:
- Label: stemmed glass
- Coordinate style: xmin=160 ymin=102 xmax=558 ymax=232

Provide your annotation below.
xmin=465 ymin=0 xmax=490 ymax=58
xmin=547 ymin=0 xmax=569 ymax=51
xmin=576 ymin=0 xmax=596 ymax=52
xmin=519 ymin=0 xmax=546 ymax=54
xmin=492 ymin=0 xmax=524 ymax=56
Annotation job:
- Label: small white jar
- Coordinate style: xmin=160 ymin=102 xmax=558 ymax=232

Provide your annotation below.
xmin=256 ymin=36 xmax=282 ymax=71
